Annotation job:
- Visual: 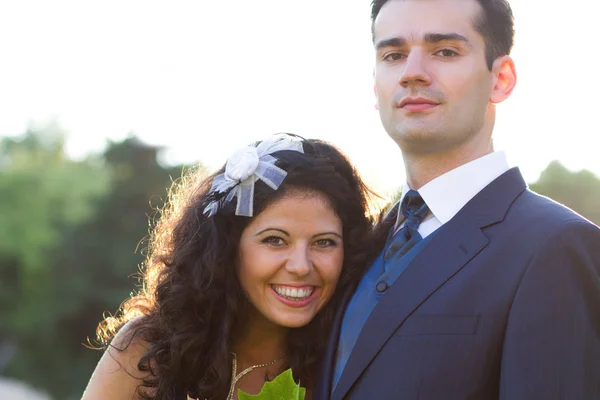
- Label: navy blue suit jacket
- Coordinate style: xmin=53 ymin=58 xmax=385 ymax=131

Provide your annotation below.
xmin=315 ymin=168 xmax=600 ymax=400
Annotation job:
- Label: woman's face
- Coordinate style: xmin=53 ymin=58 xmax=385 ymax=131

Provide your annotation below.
xmin=237 ymin=191 xmax=344 ymax=328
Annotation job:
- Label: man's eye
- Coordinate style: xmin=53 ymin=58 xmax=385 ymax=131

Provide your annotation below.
xmin=383 ymin=53 xmax=406 ymax=61
xmin=435 ymin=49 xmax=458 ymax=57
xmin=262 ymin=236 xmax=284 ymax=245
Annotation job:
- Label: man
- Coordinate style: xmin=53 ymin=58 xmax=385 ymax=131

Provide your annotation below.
xmin=315 ymin=0 xmax=600 ymax=399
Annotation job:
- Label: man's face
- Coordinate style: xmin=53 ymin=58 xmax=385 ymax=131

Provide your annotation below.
xmin=374 ymin=0 xmax=494 ymax=154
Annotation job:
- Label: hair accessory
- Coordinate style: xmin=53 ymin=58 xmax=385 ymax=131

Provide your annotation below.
xmin=203 ymin=134 xmax=304 ymax=217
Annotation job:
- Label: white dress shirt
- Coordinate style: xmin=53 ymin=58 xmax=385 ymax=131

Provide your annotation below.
xmin=396 ymin=151 xmax=511 ymax=239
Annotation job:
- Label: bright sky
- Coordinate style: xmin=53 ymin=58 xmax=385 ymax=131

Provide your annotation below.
xmin=1 ymin=1 xmax=598 ymax=195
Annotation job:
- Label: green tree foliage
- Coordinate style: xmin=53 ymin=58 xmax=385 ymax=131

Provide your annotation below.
xmin=530 ymin=161 xmax=600 ymax=225
xmin=0 ymin=125 xmax=109 ymax=330
xmin=0 ymin=125 xmax=110 ymax=397
xmin=0 ymin=128 xmax=186 ymax=399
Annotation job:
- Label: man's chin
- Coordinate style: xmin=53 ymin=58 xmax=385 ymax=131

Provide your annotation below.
xmin=389 ymin=125 xmax=438 ymax=141
xmin=388 ymin=128 xmax=448 ymax=153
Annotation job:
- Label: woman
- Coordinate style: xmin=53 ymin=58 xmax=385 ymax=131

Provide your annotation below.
xmin=82 ymin=133 xmax=377 ymax=399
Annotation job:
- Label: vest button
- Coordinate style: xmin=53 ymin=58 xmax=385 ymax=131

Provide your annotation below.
xmin=376 ymin=281 xmax=388 ymax=293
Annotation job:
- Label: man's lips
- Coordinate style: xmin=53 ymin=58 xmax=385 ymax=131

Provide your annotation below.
xmin=398 ymin=97 xmax=440 ymax=111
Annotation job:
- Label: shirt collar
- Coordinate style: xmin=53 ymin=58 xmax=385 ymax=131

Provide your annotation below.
xmin=398 ymin=151 xmax=510 ymax=225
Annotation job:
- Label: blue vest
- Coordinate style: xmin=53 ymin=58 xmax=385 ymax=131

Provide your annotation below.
xmin=332 ymin=229 xmax=437 ymax=389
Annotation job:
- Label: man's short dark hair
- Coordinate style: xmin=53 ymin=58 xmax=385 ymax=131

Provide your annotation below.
xmin=371 ymin=0 xmax=514 ymax=70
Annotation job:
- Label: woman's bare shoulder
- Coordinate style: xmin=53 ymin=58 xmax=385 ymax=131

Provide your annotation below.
xmin=81 ymin=317 xmax=153 ymax=400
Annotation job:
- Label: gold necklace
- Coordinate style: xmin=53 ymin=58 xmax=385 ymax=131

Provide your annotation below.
xmin=226 ymin=352 xmax=285 ymax=400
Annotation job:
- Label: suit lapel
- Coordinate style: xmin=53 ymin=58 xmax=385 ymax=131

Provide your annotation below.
xmin=333 ymin=218 xmax=488 ymax=399
xmin=332 ymin=168 xmax=527 ymax=400
xmin=315 ymin=203 xmax=399 ymax=399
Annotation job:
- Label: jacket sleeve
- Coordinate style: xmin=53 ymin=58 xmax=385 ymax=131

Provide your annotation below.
xmin=500 ymin=218 xmax=600 ymax=399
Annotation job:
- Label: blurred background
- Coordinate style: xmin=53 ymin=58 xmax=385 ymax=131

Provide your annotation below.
xmin=1 ymin=1 xmax=599 ymax=399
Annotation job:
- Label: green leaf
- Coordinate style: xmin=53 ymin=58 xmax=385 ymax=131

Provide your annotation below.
xmin=238 ymin=368 xmax=306 ymax=400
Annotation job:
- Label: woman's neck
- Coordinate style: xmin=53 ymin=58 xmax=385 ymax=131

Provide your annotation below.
xmin=232 ymin=309 xmax=288 ymax=369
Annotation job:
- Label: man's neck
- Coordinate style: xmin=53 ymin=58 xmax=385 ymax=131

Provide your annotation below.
xmin=403 ymin=142 xmax=494 ymax=190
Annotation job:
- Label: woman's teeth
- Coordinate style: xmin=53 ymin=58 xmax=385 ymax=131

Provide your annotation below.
xmin=272 ymin=285 xmax=314 ymax=300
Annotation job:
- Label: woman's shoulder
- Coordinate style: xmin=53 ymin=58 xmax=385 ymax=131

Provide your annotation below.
xmin=110 ymin=316 xmax=150 ymax=352
xmin=81 ymin=317 xmax=153 ymax=399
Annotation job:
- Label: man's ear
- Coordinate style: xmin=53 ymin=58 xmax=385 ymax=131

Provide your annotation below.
xmin=490 ymin=55 xmax=517 ymax=104
xmin=374 ymin=83 xmax=379 ymax=110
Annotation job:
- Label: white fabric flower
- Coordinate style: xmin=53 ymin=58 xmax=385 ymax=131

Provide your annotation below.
xmin=203 ymin=133 xmax=305 ymax=217
xmin=225 ymin=146 xmax=260 ymax=182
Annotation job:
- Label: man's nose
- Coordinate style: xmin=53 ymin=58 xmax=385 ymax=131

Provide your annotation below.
xmin=399 ymin=49 xmax=432 ymax=88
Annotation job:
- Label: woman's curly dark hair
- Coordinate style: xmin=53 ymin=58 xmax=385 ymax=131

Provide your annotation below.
xmin=95 ymin=135 xmax=379 ymax=399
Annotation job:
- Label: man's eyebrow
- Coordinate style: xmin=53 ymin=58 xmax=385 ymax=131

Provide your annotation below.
xmin=424 ymin=32 xmax=472 ymax=48
xmin=375 ymin=33 xmax=471 ymax=51
xmin=375 ymin=36 xmax=407 ymax=51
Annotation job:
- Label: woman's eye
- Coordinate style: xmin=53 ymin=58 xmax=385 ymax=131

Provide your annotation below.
xmin=315 ymin=238 xmax=338 ymax=247
xmin=262 ymin=236 xmax=285 ymax=246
